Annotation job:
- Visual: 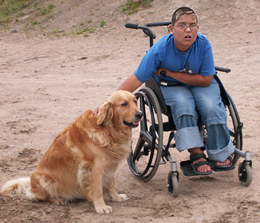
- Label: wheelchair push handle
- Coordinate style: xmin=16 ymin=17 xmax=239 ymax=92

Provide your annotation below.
xmin=125 ymin=23 xmax=139 ymax=29
xmin=125 ymin=23 xmax=154 ymax=36
xmin=125 ymin=23 xmax=156 ymax=47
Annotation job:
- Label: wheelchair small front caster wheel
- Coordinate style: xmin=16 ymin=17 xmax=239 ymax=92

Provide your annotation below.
xmin=167 ymin=171 xmax=179 ymax=197
xmin=238 ymin=161 xmax=252 ymax=187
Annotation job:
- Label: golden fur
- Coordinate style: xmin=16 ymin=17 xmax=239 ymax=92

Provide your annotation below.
xmin=1 ymin=90 xmax=142 ymax=214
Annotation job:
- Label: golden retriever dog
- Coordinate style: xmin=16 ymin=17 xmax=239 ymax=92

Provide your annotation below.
xmin=1 ymin=90 xmax=142 ymax=214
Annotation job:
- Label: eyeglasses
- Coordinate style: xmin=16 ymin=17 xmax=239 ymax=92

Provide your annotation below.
xmin=175 ymin=24 xmax=198 ymax=30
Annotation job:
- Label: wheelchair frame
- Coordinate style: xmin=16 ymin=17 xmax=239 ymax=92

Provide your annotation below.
xmin=125 ymin=22 xmax=253 ymax=197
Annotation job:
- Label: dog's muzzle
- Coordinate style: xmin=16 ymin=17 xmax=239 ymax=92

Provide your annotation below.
xmin=123 ymin=111 xmax=143 ymax=128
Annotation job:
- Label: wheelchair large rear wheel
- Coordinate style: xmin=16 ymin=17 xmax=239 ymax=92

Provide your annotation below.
xmin=226 ymin=92 xmax=243 ymax=166
xmin=127 ymin=87 xmax=163 ymax=182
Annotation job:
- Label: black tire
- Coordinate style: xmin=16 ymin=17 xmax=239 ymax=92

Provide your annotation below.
xmin=127 ymin=87 xmax=163 ymax=182
xmin=167 ymin=171 xmax=179 ymax=197
xmin=238 ymin=162 xmax=252 ymax=187
xmin=226 ymin=92 xmax=243 ymax=166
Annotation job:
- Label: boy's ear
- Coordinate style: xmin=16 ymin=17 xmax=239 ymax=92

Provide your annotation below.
xmin=96 ymin=100 xmax=113 ymax=125
xmin=169 ymin=24 xmax=174 ymax=35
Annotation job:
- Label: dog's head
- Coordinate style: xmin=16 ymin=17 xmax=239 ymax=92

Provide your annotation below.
xmin=96 ymin=90 xmax=142 ymax=128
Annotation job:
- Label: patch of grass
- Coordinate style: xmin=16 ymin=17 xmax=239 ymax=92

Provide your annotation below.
xmin=83 ymin=27 xmax=95 ymax=37
xmin=48 ymin=28 xmax=66 ymax=37
xmin=81 ymin=26 xmax=95 ymax=36
xmin=0 ymin=0 xmax=54 ymax=21
xmin=31 ymin=20 xmax=40 ymax=26
xmin=77 ymin=27 xmax=87 ymax=34
xmin=0 ymin=0 xmax=28 ymax=20
xmin=0 ymin=0 xmax=111 ymax=36
xmin=87 ymin=27 xmax=95 ymax=33
xmin=100 ymin=19 xmax=106 ymax=27
xmin=41 ymin=3 xmax=54 ymax=14
xmin=122 ymin=0 xmax=153 ymax=15
xmin=71 ymin=23 xmax=96 ymax=37
xmin=17 ymin=11 xmax=25 ymax=17
xmin=0 ymin=0 xmax=56 ymax=33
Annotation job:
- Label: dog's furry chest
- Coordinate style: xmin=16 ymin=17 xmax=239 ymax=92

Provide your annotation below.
xmin=107 ymin=141 xmax=131 ymax=162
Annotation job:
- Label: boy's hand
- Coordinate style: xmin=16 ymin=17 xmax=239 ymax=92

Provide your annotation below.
xmin=93 ymin=106 xmax=100 ymax=115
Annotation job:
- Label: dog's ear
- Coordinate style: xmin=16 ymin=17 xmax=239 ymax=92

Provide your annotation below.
xmin=96 ymin=100 xmax=113 ymax=125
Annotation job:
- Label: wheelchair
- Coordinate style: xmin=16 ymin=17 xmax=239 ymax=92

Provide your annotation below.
xmin=125 ymin=22 xmax=253 ymax=197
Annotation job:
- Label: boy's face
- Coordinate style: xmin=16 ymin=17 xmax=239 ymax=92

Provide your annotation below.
xmin=169 ymin=14 xmax=199 ymax=52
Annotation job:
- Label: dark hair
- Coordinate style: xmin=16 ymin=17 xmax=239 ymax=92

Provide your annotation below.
xmin=171 ymin=7 xmax=198 ymax=25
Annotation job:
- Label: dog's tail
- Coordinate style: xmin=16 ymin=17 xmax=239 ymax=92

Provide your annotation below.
xmin=1 ymin=177 xmax=31 ymax=196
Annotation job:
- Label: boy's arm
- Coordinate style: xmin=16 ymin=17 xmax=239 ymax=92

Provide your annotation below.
xmin=117 ymin=73 xmax=143 ymax=92
xmin=156 ymin=68 xmax=213 ymax=87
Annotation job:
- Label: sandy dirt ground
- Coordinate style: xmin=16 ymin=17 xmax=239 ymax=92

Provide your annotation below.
xmin=0 ymin=0 xmax=260 ymax=222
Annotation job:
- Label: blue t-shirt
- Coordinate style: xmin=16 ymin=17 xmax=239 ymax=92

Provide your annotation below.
xmin=134 ymin=33 xmax=216 ymax=83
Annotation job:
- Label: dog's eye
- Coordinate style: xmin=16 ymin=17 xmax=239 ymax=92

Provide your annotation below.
xmin=134 ymin=99 xmax=137 ymax=104
xmin=121 ymin=102 xmax=128 ymax=106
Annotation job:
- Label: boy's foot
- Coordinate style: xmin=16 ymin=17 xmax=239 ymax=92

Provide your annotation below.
xmin=190 ymin=150 xmax=212 ymax=175
xmin=215 ymin=156 xmax=232 ymax=169
xmin=193 ymin=156 xmax=212 ymax=173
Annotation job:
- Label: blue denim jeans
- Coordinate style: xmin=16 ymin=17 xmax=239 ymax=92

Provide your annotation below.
xmin=160 ymin=78 xmax=235 ymax=162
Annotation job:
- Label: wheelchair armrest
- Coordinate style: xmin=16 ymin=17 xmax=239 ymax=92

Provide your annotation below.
xmin=145 ymin=77 xmax=171 ymax=115
xmin=215 ymin=66 xmax=231 ymax=73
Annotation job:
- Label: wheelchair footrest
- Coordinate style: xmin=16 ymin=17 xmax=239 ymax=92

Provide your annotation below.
xmin=180 ymin=160 xmax=235 ymax=176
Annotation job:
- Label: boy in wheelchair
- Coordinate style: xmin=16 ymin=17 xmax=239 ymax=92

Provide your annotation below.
xmin=112 ymin=7 xmax=234 ymax=175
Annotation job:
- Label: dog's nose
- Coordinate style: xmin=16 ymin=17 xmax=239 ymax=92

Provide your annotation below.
xmin=135 ymin=111 xmax=143 ymax=120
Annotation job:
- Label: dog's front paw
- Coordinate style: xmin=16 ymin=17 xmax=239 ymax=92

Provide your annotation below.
xmin=49 ymin=197 xmax=67 ymax=206
xmin=112 ymin=193 xmax=128 ymax=202
xmin=95 ymin=205 xmax=113 ymax=214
